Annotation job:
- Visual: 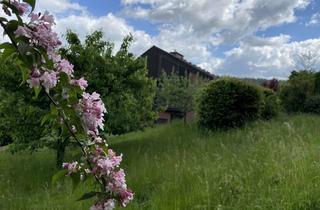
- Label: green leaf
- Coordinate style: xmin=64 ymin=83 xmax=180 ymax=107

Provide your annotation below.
xmin=5 ymin=20 xmax=19 ymax=33
xmin=0 ymin=17 xmax=8 ymax=23
xmin=52 ymin=169 xmax=67 ymax=185
xmin=23 ymin=0 xmax=36 ymax=12
xmin=77 ymin=192 xmax=101 ymax=201
xmin=19 ymin=66 xmax=29 ymax=85
xmin=0 ymin=43 xmax=16 ymax=60
xmin=0 ymin=42 xmax=13 ymax=50
xmin=34 ymin=87 xmax=41 ymax=98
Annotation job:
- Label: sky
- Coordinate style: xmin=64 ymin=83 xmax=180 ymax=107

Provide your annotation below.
xmin=4 ymin=0 xmax=320 ymax=79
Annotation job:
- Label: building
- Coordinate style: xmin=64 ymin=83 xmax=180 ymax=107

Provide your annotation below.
xmin=142 ymin=45 xmax=215 ymax=81
xmin=141 ymin=46 xmax=215 ymax=123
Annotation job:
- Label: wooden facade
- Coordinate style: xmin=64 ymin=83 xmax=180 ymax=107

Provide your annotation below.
xmin=141 ymin=46 xmax=215 ymax=80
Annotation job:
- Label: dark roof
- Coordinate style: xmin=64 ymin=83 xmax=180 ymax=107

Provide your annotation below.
xmin=142 ymin=45 xmax=215 ymax=79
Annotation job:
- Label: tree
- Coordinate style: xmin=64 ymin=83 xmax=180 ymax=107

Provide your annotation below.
xmin=0 ymin=1 xmax=133 ymax=208
xmin=294 ymin=50 xmax=319 ymax=71
xmin=59 ymin=31 xmax=156 ymax=135
xmin=156 ymin=71 xmax=204 ymax=123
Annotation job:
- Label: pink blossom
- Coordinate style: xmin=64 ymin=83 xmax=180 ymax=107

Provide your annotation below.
xmin=55 ymin=59 xmax=74 ymax=76
xmin=14 ymin=26 xmax=32 ymax=38
xmin=90 ymin=199 xmax=115 ymax=210
xmin=120 ymin=190 xmax=134 ymax=207
xmin=79 ymin=92 xmax=106 ymax=135
xmin=27 ymin=68 xmax=41 ymax=88
xmin=40 ymin=11 xmax=55 ymax=26
xmin=71 ymin=77 xmax=88 ymax=90
xmin=109 ymin=169 xmax=127 ymax=191
xmin=48 ymin=52 xmax=61 ymax=63
xmin=94 ymin=136 xmax=104 ymax=144
xmin=97 ymin=157 xmax=114 ymax=176
xmin=40 ymin=71 xmax=58 ymax=90
xmin=14 ymin=12 xmax=62 ymax=52
xmin=10 ymin=0 xmax=29 ymax=15
xmin=62 ymin=161 xmax=79 ymax=176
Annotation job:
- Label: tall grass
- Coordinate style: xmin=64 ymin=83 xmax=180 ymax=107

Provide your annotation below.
xmin=1 ymin=114 xmax=320 ymax=209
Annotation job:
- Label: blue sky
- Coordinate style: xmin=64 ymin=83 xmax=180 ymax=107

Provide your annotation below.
xmin=32 ymin=0 xmax=320 ymax=79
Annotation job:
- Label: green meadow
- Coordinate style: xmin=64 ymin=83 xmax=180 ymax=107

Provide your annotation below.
xmin=1 ymin=114 xmax=320 ymax=210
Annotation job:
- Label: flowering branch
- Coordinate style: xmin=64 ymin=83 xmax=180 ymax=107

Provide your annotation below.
xmin=0 ymin=1 xmax=133 ymax=209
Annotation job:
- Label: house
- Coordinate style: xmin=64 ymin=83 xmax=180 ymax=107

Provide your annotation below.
xmin=141 ymin=46 xmax=215 ymax=123
xmin=141 ymin=45 xmax=215 ymax=81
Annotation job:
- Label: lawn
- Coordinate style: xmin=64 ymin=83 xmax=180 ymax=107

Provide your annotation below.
xmin=1 ymin=114 xmax=320 ymax=210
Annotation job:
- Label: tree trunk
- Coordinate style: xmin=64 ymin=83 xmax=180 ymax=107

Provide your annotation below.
xmin=56 ymin=137 xmax=68 ymax=168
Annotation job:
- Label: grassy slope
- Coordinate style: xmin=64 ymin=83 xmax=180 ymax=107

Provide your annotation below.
xmin=1 ymin=114 xmax=320 ymax=210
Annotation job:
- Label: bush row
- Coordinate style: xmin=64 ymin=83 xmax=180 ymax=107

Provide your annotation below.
xmin=198 ymin=78 xmax=279 ymax=130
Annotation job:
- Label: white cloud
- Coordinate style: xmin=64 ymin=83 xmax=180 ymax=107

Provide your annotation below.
xmin=1 ymin=0 xmax=317 ymax=79
xmin=35 ymin=0 xmax=86 ymax=15
xmin=122 ymin=0 xmax=310 ymax=43
xmin=306 ymin=12 xmax=320 ymax=26
xmin=54 ymin=13 xmax=153 ymax=54
xmin=216 ymin=35 xmax=320 ymax=79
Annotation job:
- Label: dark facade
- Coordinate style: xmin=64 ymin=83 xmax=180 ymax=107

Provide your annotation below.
xmin=141 ymin=45 xmax=215 ymax=81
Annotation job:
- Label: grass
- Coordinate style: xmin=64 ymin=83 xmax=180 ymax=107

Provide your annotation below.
xmin=2 ymin=114 xmax=320 ymax=209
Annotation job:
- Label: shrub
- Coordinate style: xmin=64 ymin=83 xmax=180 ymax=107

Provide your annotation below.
xmin=280 ymin=70 xmax=315 ymax=113
xmin=198 ymin=78 xmax=262 ymax=130
xmin=260 ymin=88 xmax=280 ymax=120
xmin=304 ymin=95 xmax=320 ymax=114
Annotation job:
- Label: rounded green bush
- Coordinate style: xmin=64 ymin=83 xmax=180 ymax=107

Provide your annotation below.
xmin=198 ymin=78 xmax=262 ymax=130
xmin=260 ymin=88 xmax=280 ymax=120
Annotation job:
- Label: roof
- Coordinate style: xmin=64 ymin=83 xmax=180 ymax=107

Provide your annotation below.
xmin=142 ymin=45 xmax=215 ymax=79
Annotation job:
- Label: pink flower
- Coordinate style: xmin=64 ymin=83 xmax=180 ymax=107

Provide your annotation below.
xmin=108 ymin=169 xmax=127 ymax=191
xmin=62 ymin=161 xmax=79 ymax=176
xmin=10 ymin=0 xmax=29 ymax=15
xmin=55 ymin=59 xmax=74 ymax=76
xmin=15 ymin=26 xmax=32 ymax=38
xmin=48 ymin=52 xmax=61 ymax=63
xmin=97 ymin=157 xmax=114 ymax=176
xmin=71 ymin=77 xmax=88 ymax=90
xmin=120 ymin=190 xmax=134 ymax=207
xmin=40 ymin=71 xmax=58 ymax=90
xmin=27 ymin=68 xmax=41 ymax=88
xmin=79 ymin=92 xmax=106 ymax=135
xmin=14 ymin=12 xmax=62 ymax=53
xmin=90 ymin=199 xmax=115 ymax=210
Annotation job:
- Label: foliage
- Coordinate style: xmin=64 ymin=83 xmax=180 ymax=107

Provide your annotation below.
xmin=280 ymin=70 xmax=318 ymax=113
xmin=260 ymin=88 xmax=280 ymax=120
xmin=0 ymin=55 xmax=53 ymax=150
xmin=198 ymin=77 xmax=262 ymax=130
xmin=156 ymin=71 xmax=204 ymax=122
xmin=304 ymin=95 xmax=320 ymax=114
xmin=0 ymin=1 xmax=133 ymax=209
xmin=59 ymin=31 xmax=156 ymax=135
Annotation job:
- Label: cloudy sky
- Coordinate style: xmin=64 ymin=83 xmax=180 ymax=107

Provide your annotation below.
xmin=12 ymin=0 xmax=320 ymax=78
